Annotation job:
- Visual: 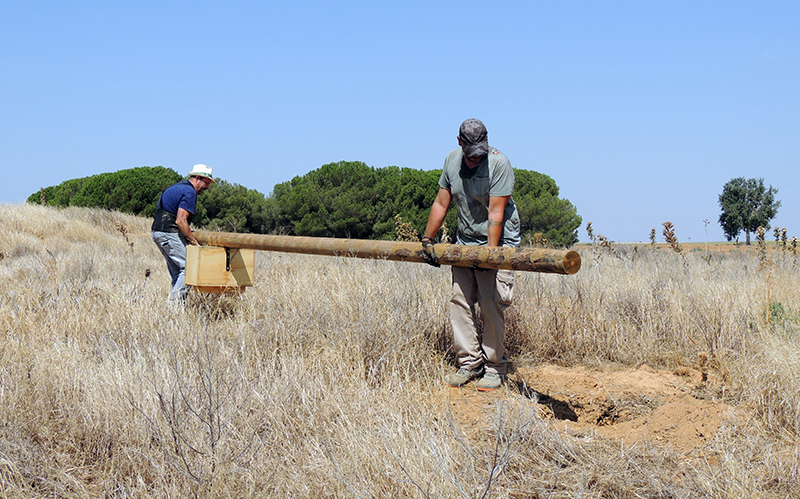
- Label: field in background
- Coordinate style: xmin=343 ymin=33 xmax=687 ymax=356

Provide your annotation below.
xmin=1 ymin=203 xmax=799 ymax=497
xmin=576 ymin=241 xmax=790 ymax=253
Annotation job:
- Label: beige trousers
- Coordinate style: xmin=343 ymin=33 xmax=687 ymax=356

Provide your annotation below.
xmin=449 ymin=267 xmax=515 ymax=375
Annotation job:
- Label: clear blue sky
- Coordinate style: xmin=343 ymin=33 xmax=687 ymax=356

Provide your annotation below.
xmin=2 ymin=1 xmax=798 ymax=243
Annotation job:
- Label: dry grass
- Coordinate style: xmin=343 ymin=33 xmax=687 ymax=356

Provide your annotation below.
xmin=1 ymin=203 xmax=799 ymax=497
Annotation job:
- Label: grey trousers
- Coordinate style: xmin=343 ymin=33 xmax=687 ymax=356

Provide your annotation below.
xmin=449 ymin=267 xmax=515 ymax=375
xmin=152 ymin=231 xmax=190 ymax=302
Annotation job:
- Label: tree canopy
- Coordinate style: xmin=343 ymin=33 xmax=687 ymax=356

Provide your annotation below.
xmin=28 ymin=166 xmax=181 ymax=217
xmin=270 ymin=161 xmax=581 ymax=245
xmin=514 ymin=169 xmax=581 ymax=246
xmin=718 ymin=177 xmax=781 ymax=244
xmin=195 ymin=180 xmax=276 ymax=234
xmin=270 ymin=162 xmax=447 ymax=240
xmin=29 ymin=161 xmax=581 ymax=246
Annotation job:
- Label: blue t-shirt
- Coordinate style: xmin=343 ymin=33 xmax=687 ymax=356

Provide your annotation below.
xmin=157 ymin=181 xmax=197 ymax=216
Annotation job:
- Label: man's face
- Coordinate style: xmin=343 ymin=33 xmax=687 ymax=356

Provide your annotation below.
xmin=193 ymin=176 xmax=212 ymax=194
xmin=458 ymin=136 xmax=485 ymax=168
xmin=463 ymin=154 xmax=485 ymax=168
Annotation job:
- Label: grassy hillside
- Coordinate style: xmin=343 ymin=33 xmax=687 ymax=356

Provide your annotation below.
xmin=0 ymin=203 xmax=798 ymax=497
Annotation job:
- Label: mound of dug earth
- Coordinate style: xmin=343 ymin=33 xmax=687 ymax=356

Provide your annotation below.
xmin=446 ymin=364 xmax=736 ymax=455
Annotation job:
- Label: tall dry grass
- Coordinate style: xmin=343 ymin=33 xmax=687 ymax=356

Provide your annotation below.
xmin=0 ymin=203 xmax=798 ymax=497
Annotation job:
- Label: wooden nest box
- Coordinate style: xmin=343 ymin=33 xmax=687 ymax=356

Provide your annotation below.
xmin=185 ymin=246 xmax=255 ymax=294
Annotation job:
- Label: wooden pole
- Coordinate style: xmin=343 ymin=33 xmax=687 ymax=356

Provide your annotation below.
xmin=194 ymin=230 xmax=581 ymax=275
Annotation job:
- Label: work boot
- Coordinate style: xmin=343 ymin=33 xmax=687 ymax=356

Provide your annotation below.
xmin=475 ymin=372 xmax=504 ymax=391
xmin=444 ymin=367 xmax=484 ymax=387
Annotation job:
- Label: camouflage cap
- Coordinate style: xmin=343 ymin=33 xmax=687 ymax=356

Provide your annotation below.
xmin=459 ymin=118 xmax=489 ymax=157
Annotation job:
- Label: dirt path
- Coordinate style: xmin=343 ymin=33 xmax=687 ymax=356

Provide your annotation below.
xmin=445 ymin=363 xmax=737 ymax=456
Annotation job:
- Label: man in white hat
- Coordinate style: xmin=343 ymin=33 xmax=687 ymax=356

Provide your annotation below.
xmin=151 ymin=164 xmax=215 ymax=302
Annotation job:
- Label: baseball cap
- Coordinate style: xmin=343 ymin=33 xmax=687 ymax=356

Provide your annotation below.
xmin=459 ymin=119 xmax=489 ymax=157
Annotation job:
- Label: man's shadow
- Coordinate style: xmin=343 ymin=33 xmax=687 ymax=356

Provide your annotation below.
xmin=508 ymin=378 xmax=579 ymax=422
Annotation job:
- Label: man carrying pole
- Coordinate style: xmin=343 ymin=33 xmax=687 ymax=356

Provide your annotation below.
xmin=151 ymin=164 xmax=215 ymax=303
xmin=421 ymin=119 xmax=521 ymax=391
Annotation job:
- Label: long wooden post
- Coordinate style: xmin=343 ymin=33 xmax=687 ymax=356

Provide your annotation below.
xmin=194 ymin=230 xmax=580 ymax=275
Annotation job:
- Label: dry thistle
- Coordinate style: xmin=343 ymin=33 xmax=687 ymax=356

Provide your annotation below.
xmin=40 ymin=188 xmax=46 ymax=206
xmin=586 ymin=221 xmax=595 ymax=243
xmin=597 ymin=234 xmax=621 ymax=258
xmin=393 ymin=214 xmax=419 ymax=242
xmin=529 ymin=232 xmax=550 ymax=247
xmin=698 ymin=352 xmax=708 ymax=384
xmin=662 ymin=222 xmax=683 ymax=254
xmin=756 ymin=226 xmax=768 ymax=270
xmin=586 ymin=222 xmax=606 ymax=265
xmin=114 ymin=221 xmax=135 ymax=248
xmin=440 ymin=220 xmax=451 ymax=244
xmin=649 ymin=228 xmax=656 ymax=246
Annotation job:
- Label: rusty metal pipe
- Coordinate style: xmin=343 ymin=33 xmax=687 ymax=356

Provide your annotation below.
xmin=193 ymin=230 xmax=581 ymax=275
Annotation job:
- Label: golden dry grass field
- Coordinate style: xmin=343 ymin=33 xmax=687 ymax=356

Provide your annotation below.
xmin=1 ymin=203 xmax=799 ymax=498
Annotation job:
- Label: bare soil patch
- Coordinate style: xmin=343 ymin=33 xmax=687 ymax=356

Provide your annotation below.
xmin=444 ymin=364 xmax=737 ymax=456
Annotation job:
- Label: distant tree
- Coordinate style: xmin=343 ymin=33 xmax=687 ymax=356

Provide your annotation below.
xmin=513 ymin=170 xmax=582 ymax=247
xmin=718 ymin=177 xmax=781 ymax=245
xmin=194 ymin=180 xmax=276 ymax=233
xmin=29 ymin=161 xmax=582 ymax=245
xmin=28 ymin=166 xmax=181 ymax=217
xmin=270 ymin=161 xmax=446 ymax=239
xmin=29 ymin=166 xmax=276 ymax=234
xmin=370 ymin=166 xmax=446 ymax=239
xmin=33 ymin=178 xmax=86 ymax=208
xmin=271 ymin=161 xmax=376 ymax=238
xmin=269 ymin=161 xmax=580 ymax=245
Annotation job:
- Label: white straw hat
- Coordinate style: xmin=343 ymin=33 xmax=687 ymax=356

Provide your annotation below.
xmin=188 ymin=164 xmax=215 ymax=182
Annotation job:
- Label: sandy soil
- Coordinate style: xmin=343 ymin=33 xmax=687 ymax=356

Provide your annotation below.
xmin=445 ymin=363 xmax=737 ymax=457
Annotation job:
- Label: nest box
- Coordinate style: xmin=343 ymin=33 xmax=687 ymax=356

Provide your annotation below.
xmin=185 ymin=246 xmax=255 ymax=294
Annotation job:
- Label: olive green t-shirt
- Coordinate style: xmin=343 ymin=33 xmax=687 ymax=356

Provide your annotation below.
xmin=438 ymin=147 xmax=521 ymax=247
